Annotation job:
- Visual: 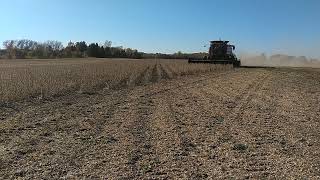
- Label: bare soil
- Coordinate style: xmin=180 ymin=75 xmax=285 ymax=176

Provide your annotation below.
xmin=1 ymin=67 xmax=320 ymax=179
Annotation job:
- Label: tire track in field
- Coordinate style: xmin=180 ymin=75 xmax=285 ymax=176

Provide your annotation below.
xmin=213 ymin=68 xmax=320 ymax=178
xmin=100 ymin=84 xmax=161 ymax=178
xmin=108 ymin=72 xmax=214 ymax=178
xmin=119 ymin=69 xmax=236 ymax=178
xmin=93 ymin=90 xmax=131 ymax=136
xmin=248 ymin=69 xmax=320 ymax=178
xmin=223 ymin=70 xmax=277 ymax=179
xmin=157 ymin=86 xmax=208 ymax=178
xmin=125 ymin=93 xmax=156 ymax=178
xmin=227 ymin=70 xmax=272 ymax=122
xmin=183 ymin=69 xmax=272 ymax=178
xmin=213 ymin=69 xmax=279 ymax=179
xmin=241 ymin=70 xmax=312 ymax=178
xmin=189 ymin=69 xmax=277 ymax=178
xmin=57 ymin=90 xmax=135 ymax=178
xmin=119 ymin=69 xmax=230 ymax=178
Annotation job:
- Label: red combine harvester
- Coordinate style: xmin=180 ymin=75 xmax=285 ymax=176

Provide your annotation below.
xmin=188 ymin=40 xmax=241 ymax=67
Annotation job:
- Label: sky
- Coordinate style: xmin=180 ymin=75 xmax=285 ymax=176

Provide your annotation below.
xmin=0 ymin=0 xmax=319 ymax=58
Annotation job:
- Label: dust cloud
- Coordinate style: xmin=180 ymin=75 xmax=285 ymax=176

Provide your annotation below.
xmin=240 ymin=53 xmax=320 ymax=68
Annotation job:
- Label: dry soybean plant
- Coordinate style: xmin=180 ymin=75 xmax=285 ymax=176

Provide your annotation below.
xmin=0 ymin=59 xmax=232 ymax=102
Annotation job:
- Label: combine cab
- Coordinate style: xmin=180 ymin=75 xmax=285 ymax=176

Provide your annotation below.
xmin=188 ymin=40 xmax=241 ymax=67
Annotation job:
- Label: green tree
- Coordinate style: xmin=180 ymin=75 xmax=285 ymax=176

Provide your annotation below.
xmin=76 ymin=41 xmax=88 ymax=57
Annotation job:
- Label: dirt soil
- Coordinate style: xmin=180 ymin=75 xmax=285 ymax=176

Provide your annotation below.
xmin=1 ymin=67 xmax=320 ymax=179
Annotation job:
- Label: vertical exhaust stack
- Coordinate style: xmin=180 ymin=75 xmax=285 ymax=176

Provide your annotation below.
xmin=189 ymin=40 xmax=241 ymax=67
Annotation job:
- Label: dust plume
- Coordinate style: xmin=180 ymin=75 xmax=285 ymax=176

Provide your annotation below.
xmin=240 ymin=53 xmax=320 ymax=68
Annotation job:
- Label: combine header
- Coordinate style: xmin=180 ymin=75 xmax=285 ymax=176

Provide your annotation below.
xmin=189 ymin=40 xmax=241 ymax=67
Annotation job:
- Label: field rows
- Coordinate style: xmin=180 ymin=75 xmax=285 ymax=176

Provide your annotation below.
xmin=0 ymin=59 xmax=231 ymax=102
xmin=1 ymin=67 xmax=319 ymax=179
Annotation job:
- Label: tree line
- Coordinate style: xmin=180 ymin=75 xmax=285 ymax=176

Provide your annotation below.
xmin=142 ymin=51 xmax=208 ymax=59
xmin=0 ymin=39 xmax=208 ymax=59
xmin=0 ymin=39 xmax=143 ymax=59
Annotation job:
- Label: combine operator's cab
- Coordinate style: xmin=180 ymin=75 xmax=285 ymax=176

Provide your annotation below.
xmin=188 ymin=40 xmax=241 ymax=67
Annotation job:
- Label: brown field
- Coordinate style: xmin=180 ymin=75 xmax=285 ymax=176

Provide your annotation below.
xmin=0 ymin=58 xmax=230 ymax=102
xmin=1 ymin=59 xmax=320 ymax=179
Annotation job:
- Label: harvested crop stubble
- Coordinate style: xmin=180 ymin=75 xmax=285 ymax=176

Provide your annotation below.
xmin=1 ymin=67 xmax=320 ymax=179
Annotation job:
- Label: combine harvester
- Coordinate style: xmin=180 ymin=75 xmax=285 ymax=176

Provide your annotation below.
xmin=189 ymin=40 xmax=241 ymax=67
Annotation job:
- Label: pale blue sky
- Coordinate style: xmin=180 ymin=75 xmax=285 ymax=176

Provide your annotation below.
xmin=0 ymin=0 xmax=319 ymax=58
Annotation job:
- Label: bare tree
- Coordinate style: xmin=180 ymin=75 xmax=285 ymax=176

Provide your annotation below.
xmin=3 ymin=40 xmax=16 ymax=59
xmin=104 ymin=40 xmax=112 ymax=48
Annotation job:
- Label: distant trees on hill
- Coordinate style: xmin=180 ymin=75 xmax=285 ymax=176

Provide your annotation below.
xmin=0 ymin=39 xmax=208 ymax=60
xmin=141 ymin=52 xmax=208 ymax=59
xmin=0 ymin=39 xmax=143 ymax=59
